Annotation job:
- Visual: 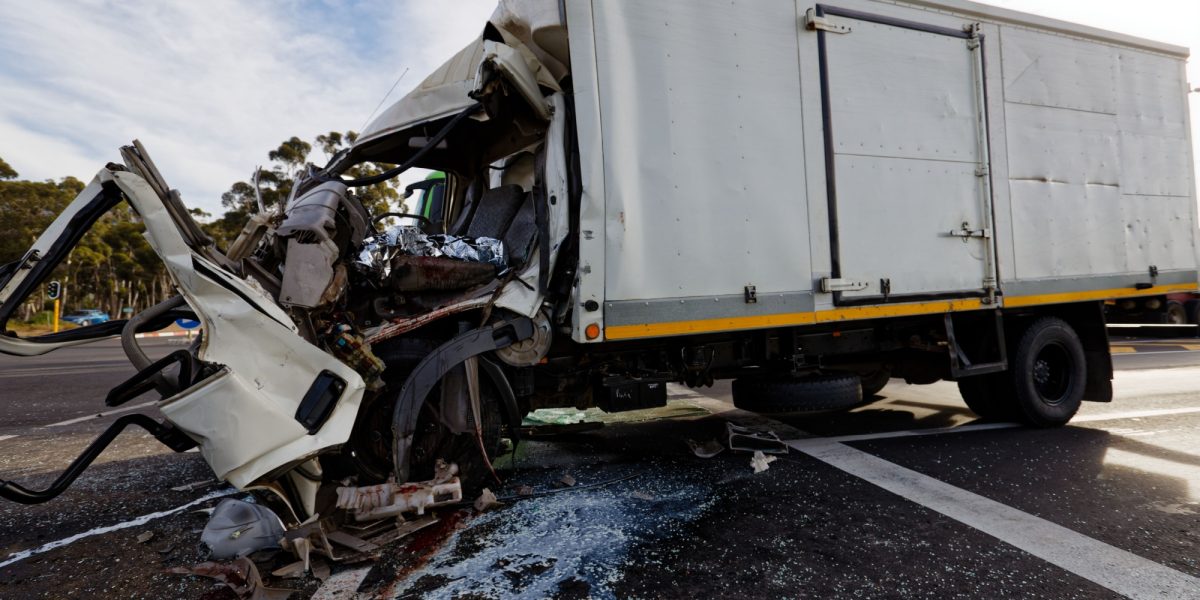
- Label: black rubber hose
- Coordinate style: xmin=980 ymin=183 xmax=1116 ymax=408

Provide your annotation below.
xmin=341 ymin=102 xmax=483 ymax=188
xmin=0 ymin=414 xmax=189 ymax=504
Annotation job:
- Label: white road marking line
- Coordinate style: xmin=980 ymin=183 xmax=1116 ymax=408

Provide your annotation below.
xmin=785 ymin=406 xmax=1200 ymax=446
xmin=43 ymin=401 xmax=157 ymax=428
xmin=792 ymin=440 xmax=1200 ymax=600
xmin=790 ymin=422 xmax=1019 ymax=445
xmin=1073 ymin=406 xmax=1200 ymax=422
xmin=0 ymin=434 xmax=16 ymax=442
xmin=311 ymin=566 xmax=373 ymax=600
xmin=0 ymin=488 xmax=237 ymax=569
xmin=0 ymin=365 xmax=130 ymax=379
xmin=1113 ymin=348 xmax=1200 ymax=356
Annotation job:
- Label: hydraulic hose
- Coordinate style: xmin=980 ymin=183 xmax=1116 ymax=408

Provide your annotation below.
xmin=341 ymin=102 xmax=483 ymax=188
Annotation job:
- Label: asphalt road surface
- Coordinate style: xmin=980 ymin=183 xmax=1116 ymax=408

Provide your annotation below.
xmin=1 ymin=336 xmax=1199 ymax=598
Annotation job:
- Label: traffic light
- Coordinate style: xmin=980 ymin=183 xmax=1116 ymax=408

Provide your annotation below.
xmin=47 ymin=281 xmax=61 ymax=300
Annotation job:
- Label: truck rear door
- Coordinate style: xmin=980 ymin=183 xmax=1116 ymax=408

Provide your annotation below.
xmin=812 ymin=5 xmax=996 ymax=305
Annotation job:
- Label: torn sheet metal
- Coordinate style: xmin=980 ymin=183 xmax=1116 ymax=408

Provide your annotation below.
xmin=168 ymin=557 xmax=292 ymax=600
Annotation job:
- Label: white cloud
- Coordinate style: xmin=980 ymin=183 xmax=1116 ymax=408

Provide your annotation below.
xmin=1 ymin=0 xmax=1196 ymax=216
xmin=0 ymin=0 xmax=495 ymax=214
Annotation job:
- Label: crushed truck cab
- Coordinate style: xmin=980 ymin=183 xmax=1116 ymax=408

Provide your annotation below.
xmin=1 ymin=0 xmax=1196 ymax=521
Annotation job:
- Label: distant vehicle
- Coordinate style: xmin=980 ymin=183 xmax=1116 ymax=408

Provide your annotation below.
xmin=61 ymin=309 xmax=110 ymax=326
xmin=1107 ymin=293 xmax=1200 ymax=325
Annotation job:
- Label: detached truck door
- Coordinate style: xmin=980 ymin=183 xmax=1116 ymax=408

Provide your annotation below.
xmin=813 ymin=7 xmax=997 ymax=305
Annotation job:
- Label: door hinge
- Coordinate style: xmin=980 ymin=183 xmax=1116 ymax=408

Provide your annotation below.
xmin=820 ymin=277 xmax=871 ymax=293
xmin=804 ymin=8 xmax=851 ymax=34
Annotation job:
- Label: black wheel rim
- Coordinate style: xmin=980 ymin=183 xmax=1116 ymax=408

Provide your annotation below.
xmin=1032 ymin=342 xmax=1072 ymax=405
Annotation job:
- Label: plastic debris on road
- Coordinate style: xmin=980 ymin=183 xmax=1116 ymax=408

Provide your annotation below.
xmin=474 ymin=488 xmax=502 ymax=512
xmin=686 ymin=438 xmax=726 ymax=458
xmin=335 ymin=462 xmax=463 ymax=521
xmin=727 ymin=422 xmax=788 ymax=454
xmin=750 ymin=450 xmax=777 ymax=474
xmin=200 ymin=499 xmax=286 ymax=560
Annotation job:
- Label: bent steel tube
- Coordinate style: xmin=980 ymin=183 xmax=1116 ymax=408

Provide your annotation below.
xmin=0 ymin=414 xmax=196 ymax=504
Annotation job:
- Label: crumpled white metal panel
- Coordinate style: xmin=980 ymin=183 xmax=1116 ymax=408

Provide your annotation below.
xmin=828 ymin=20 xmax=979 ymax=163
xmin=589 ymin=0 xmax=811 ymax=301
xmin=1010 ymin=179 xmax=1125 ymax=279
xmin=1000 ymin=25 xmax=1196 ymax=281
xmin=108 ymin=172 xmax=367 ymax=489
xmin=1116 ymin=49 xmax=1193 ymax=198
xmin=1121 ymin=194 xmax=1199 ymax=272
xmin=1005 ymin=102 xmax=1125 ymax=278
xmin=1000 ymin=26 xmax=1117 ymax=115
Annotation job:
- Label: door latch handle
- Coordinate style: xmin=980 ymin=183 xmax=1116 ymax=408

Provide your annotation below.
xmin=945 ymin=222 xmax=990 ymax=240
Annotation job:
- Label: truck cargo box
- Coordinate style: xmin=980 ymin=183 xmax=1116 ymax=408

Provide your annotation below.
xmin=564 ymin=0 xmax=1198 ymax=342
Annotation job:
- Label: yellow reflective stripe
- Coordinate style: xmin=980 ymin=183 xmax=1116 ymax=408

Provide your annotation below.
xmin=604 ymin=312 xmax=817 ymax=340
xmin=603 ymin=283 xmax=1200 ymax=341
xmin=604 ymin=298 xmax=985 ymax=340
xmin=815 ymin=298 xmax=985 ymax=323
xmin=1002 ymin=283 xmax=1198 ymax=308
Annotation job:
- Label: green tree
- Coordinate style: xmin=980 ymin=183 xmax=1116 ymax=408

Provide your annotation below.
xmin=0 ymin=161 xmax=168 ymax=324
xmin=213 ymin=131 xmax=404 ymax=245
xmin=0 ymin=156 xmax=17 ymax=180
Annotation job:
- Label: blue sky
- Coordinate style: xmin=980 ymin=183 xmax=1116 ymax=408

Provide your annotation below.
xmin=0 ymin=0 xmax=495 ymax=214
xmin=0 ymin=1 xmax=1196 ymax=216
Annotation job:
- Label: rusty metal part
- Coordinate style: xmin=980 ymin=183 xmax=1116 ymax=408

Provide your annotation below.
xmin=366 ymin=297 xmax=493 ymax=346
xmin=387 ymin=256 xmax=496 ymax=291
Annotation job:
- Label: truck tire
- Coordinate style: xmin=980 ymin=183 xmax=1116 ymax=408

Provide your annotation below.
xmin=732 ymin=374 xmax=862 ymax=414
xmin=1010 ymin=317 xmax=1086 ymax=427
xmin=1165 ymin=301 xmax=1187 ymax=324
xmin=859 ymin=367 xmax=892 ymax=399
xmin=957 ymin=373 xmax=1016 ymax=421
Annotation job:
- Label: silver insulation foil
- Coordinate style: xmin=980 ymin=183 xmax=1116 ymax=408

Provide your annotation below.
xmin=357 ymin=225 xmax=507 ymax=278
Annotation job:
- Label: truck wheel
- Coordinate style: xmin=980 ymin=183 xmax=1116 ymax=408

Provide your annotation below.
xmin=1165 ymin=301 xmax=1187 ymax=324
xmin=859 ymin=367 xmax=892 ymax=399
xmin=957 ymin=373 xmax=1016 ymax=421
xmin=732 ymin=374 xmax=862 ymax=414
xmin=1010 ymin=317 xmax=1086 ymax=427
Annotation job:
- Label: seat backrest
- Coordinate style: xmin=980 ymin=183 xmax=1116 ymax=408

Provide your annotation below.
xmin=464 ymin=184 xmax=526 ymax=240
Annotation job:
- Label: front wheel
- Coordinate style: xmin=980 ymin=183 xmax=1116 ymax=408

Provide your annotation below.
xmin=1010 ymin=317 xmax=1086 ymax=427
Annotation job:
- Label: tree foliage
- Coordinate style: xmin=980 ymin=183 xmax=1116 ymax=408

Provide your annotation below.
xmin=0 ymin=130 xmax=405 ymax=325
xmin=0 ymin=173 xmax=170 ymax=322
xmin=0 ymin=156 xmax=17 ymax=180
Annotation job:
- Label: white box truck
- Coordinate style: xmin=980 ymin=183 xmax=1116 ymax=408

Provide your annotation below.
xmin=2 ymin=0 xmax=1195 ymax=516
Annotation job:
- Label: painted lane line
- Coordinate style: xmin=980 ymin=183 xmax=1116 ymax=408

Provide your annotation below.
xmin=0 ymin=487 xmax=237 ymax=569
xmin=784 ymin=405 xmax=1200 ymax=446
xmin=790 ymin=422 xmax=1020 ymax=445
xmin=1072 ymin=406 xmax=1200 ymax=423
xmin=792 ymin=440 xmax=1200 ymax=600
xmin=43 ymin=401 xmax=157 ymax=428
xmin=311 ymin=566 xmax=373 ymax=600
xmin=0 ymin=434 xmax=16 ymax=442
